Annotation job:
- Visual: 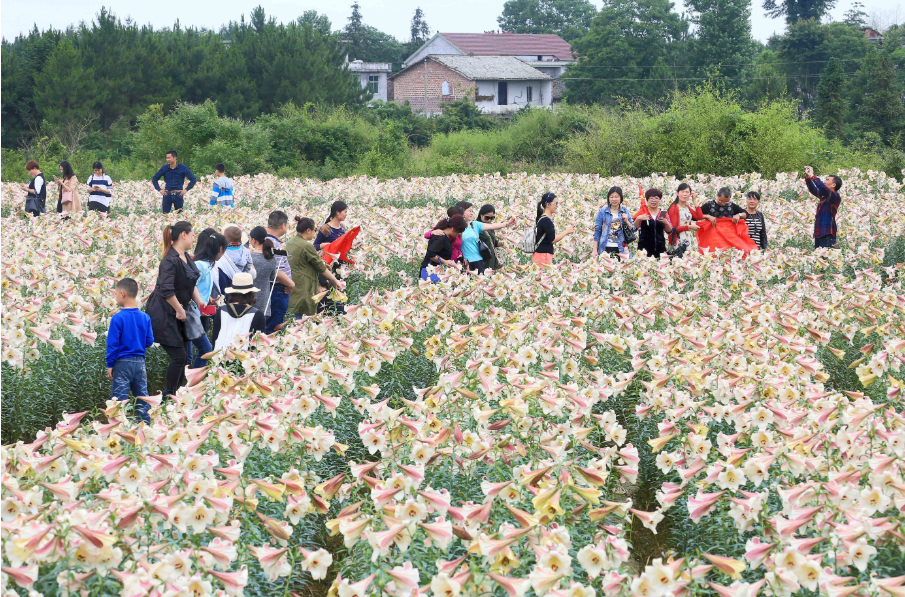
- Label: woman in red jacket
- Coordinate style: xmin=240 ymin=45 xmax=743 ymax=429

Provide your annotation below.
xmin=666 ymin=182 xmax=703 ymax=254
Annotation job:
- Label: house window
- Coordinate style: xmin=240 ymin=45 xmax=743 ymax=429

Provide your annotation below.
xmin=441 ymin=81 xmax=450 ymax=96
xmin=527 ymin=86 xmax=533 ymax=102
xmin=368 ymin=75 xmax=379 ymax=94
xmin=497 ymin=81 xmax=508 ymax=105
xmin=537 ymin=55 xmax=542 ymax=61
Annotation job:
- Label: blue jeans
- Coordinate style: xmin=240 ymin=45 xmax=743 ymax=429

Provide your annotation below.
xmin=185 ymin=333 xmax=213 ymax=369
xmin=111 ymin=357 xmax=150 ymax=423
xmin=266 ymin=285 xmax=289 ymax=334
xmin=815 ymin=235 xmax=836 ymax=249
xmin=162 ymin=193 xmax=184 ymax=213
xmin=420 ymin=268 xmax=441 ymax=283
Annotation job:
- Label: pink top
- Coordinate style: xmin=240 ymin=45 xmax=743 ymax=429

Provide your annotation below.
xmin=425 ymin=230 xmax=463 ymax=261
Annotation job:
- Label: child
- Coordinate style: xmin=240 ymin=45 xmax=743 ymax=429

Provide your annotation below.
xmin=316 ymin=273 xmax=346 ymax=316
xmin=215 ymin=225 xmax=256 ymax=298
xmin=210 ymin=163 xmax=235 ymax=208
xmin=106 ymin=278 xmax=154 ymax=423
xmin=212 ymin=272 xmax=267 ymax=351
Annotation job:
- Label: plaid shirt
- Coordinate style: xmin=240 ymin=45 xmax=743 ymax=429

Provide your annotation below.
xmin=806 ymin=176 xmax=840 ymax=239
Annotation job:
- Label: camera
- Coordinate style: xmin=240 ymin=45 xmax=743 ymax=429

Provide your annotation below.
xmin=273 ymin=249 xmax=288 ymax=256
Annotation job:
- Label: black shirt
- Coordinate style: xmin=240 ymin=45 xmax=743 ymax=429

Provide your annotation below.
xmin=421 ymin=234 xmax=454 ymax=270
xmin=317 ymin=296 xmax=346 ymax=316
xmin=535 ymin=216 xmax=556 ymax=254
xmin=145 ymin=249 xmax=201 ymax=346
xmin=701 ymin=200 xmax=745 ymax=219
xmin=27 ymin=173 xmax=47 ymax=213
xmin=637 ymin=214 xmax=668 ymax=258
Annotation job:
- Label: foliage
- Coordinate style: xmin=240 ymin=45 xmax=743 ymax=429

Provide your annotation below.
xmin=813 ymin=57 xmax=846 ymax=139
xmin=761 ymin=0 xmax=838 ymax=24
xmin=497 ymin=0 xmax=598 ymax=42
xmin=565 ymin=0 xmax=688 ymax=104
xmin=686 ymin=0 xmax=758 ymax=80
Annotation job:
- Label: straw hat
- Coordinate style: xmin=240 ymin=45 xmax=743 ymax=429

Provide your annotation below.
xmin=225 ymin=272 xmax=260 ymax=294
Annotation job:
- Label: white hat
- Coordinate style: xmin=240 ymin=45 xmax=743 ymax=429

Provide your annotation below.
xmin=225 ymin=272 xmax=260 ymax=294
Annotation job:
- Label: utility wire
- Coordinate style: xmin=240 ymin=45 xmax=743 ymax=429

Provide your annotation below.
xmin=560 ymin=72 xmax=860 ymax=81
xmin=563 ymin=58 xmax=868 ymax=69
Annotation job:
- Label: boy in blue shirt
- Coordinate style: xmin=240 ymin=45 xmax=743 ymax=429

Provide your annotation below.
xmin=210 ymin=163 xmax=235 ymax=207
xmin=106 ymin=278 xmax=155 ymax=423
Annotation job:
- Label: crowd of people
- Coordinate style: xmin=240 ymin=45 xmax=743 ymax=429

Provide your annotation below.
xmin=21 ymin=153 xmax=842 ymax=420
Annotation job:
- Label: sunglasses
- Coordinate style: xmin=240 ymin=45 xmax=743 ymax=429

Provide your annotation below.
xmin=483 ymin=215 xmax=496 ymax=221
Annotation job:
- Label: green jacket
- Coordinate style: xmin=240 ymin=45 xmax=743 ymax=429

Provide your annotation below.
xmin=286 ymin=235 xmax=327 ymax=316
xmin=479 ymin=228 xmax=502 ymax=270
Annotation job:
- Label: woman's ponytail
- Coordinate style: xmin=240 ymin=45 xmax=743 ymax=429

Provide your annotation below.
xmin=536 ymin=192 xmax=556 ymax=222
xmin=162 ymin=221 xmax=192 ymax=258
xmin=263 ymin=238 xmax=275 ymax=259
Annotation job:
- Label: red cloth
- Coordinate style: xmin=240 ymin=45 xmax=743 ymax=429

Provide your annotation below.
xmin=696 ymin=220 xmax=757 ymax=255
xmin=321 ymin=226 xmax=360 ymax=265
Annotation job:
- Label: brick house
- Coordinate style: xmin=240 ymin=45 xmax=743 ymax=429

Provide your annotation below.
xmin=389 ymin=55 xmax=553 ymax=115
xmin=401 ymin=31 xmax=574 ymax=100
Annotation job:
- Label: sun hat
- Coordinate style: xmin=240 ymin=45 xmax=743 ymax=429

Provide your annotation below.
xmin=225 ymin=272 xmax=260 ymax=294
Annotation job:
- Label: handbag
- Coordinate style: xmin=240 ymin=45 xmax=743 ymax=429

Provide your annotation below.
xmin=61 ymin=191 xmax=73 ymax=205
xmin=25 ymin=195 xmax=42 ymax=214
xmin=620 ymin=210 xmax=637 ymax=244
xmin=184 ymin=302 xmax=206 ymax=340
xmin=198 ymin=303 xmax=217 ymax=317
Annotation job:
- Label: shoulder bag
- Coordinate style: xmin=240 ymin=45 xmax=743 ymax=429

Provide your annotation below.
xmin=620 ymin=209 xmax=637 ymax=244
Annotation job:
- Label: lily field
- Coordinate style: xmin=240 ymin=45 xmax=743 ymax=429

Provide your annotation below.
xmin=1 ymin=170 xmax=905 ymax=597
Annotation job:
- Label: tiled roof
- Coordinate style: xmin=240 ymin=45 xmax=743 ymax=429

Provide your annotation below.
xmin=440 ymin=32 xmax=574 ymax=61
xmin=432 ymin=55 xmax=552 ymax=81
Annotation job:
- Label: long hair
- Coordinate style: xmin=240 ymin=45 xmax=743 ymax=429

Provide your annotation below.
xmin=249 ymin=226 xmax=275 ymax=259
xmin=478 ymin=204 xmax=495 ymax=219
xmin=536 ymin=192 xmax=556 ymax=222
xmin=195 ymin=232 xmax=226 ymax=265
xmin=59 ymin=161 xmax=75 ymax=180
xmin=672 ymin=182 xmax=691 ymax=206
xmin=193 ymin=227 xmax=217 ymax=257
xmin=162 ymin=221 xmax=193 ymax=258
xmin=320 ymin=201 xmax=348 ymax=235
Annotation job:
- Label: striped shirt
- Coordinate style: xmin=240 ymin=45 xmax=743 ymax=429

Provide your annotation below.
xmin=86 ymin=174 xmax=113 ymax=207
xmin=267 ymin=234 xmax=292 ymax=280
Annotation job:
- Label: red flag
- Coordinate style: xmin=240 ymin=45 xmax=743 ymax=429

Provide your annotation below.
xmin=696 ymin=220 xmax=757 ymax=256
xmin=634 ymin=184 xmax=650 ymax=218
xmin=321 ymin=226 xmax=360 ymax=265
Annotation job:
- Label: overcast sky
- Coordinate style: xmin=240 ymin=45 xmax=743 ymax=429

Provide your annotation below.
xmin=1 ymin=0 xmax=900 ymax=45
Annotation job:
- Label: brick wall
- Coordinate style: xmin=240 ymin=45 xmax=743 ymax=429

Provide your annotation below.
xmin=390 ymin=59 xmax=476 ymax=114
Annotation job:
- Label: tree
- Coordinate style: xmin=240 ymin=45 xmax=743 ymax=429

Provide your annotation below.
xmin=497 ymin=0 xmax=598 ymax=42
xmin=687 ymin=0 xmax=757 ymax=80
xmin=859 ymin=53 xmax=905 ymax=146
xmin=842 ymin=1 xmax=868 ymax=28
xmin=565 ymin=0 xmax=685 ymax=103
xmin=742 ymin=50 xmax=787 ymax=105
xmin=32 ymin=40 xmax=99 ymax=134
xmin=813 ymin=57 xmax=846 ymax=139
xmin=410 ymin=8 xmax=430 ymax=44
xmin=297 ymin=11 xmax=332 ymax=36
xmin=761 ymin=0 xmax=836 ymax=25
xmin=344 ymin=2 xmax=365 ymax=58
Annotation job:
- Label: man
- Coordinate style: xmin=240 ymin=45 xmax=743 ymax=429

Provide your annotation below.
xmin=265 ymin=210 xmax=292 ymax=334
xmin=804 ymin=166 xmax=841 ymax=249
xmin=700 ymin=187 xmax=747 ymax=224
xmin=151 ymin=150 xmax=196 ymax=213
xmin=21 ymin=160 xmax=46 ymax=216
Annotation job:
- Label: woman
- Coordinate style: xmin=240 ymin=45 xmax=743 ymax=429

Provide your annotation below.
xmin=533 ymin=192 xmax=574 ymax=266
xmin=54 ymin=161 xmax=81 ymax=215
xmin=421 ymin=214 xmax=467 ymax=282
xmin=288 ymin=217 xmax=345 ymax=318
xmin=634 ymin=189 xmax=673 ymax=259
xmin=477 ymin=205 xmax=505 ymax=271
xmin=145 ymin=221 xmax=203 ymax=398
xmin=744 ymin=191 xmax=768 ymax=250
xmin=593 ymin=186 xmax=634 ymax=258
xmin=313 ymin=201 xmax=348 ymax=252
xmin=86 ymin=161 xmax=113 ymax=213
xmin=212 ymin=272 xmax=267 ymax=352
xmin=185 ymin=231 xmax=226 ymax=368
xmin=426 ymin=205 xmax=466 ymax=263
xmin=461 ymin=206 xmax=516 ymax=274
xmin=249 ymin=226 xmax=295 ymax=319
xmin=666 ymin=183 xmax=703 ymax=253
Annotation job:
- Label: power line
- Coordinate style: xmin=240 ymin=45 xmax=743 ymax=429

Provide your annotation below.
xmin=564 ymin=58 xmax=867 ymax=70
xmin=560 ymin=72 xmax=860 ymax=82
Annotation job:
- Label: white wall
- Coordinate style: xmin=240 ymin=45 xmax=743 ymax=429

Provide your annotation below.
xmin=473 ymin=79 xmax=553 ymax=112
xmin=405 ymin=36 xmax=463 ymax=66
xmin=357 ymin=72 xmax=388 ymax=102
xmin=515 ymin=54 xmax=558 ymax=61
